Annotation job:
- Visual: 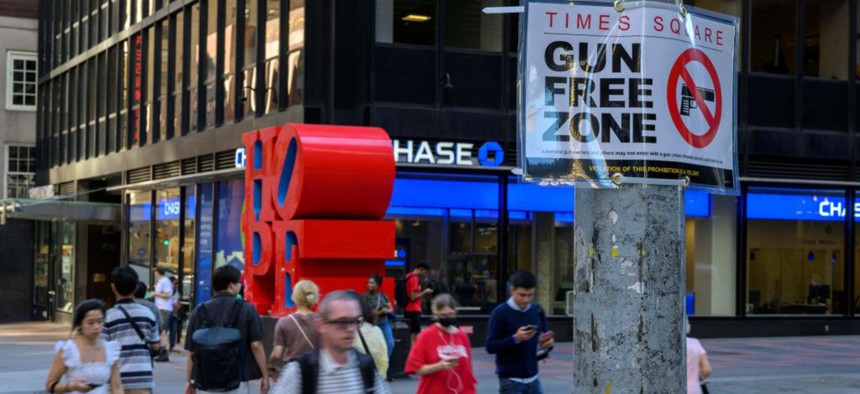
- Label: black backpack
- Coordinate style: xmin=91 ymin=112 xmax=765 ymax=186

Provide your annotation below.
xmin=191 ymin=299 xmax=244 ymax=391
xmin=297 ymin=348 xmax=376 ymax=394
xmin=394 ymin=273 xmax=414 ymax=311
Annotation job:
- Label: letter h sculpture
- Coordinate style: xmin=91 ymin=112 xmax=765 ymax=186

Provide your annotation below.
xmin=241 ymin=124 xmax=395 ymax=316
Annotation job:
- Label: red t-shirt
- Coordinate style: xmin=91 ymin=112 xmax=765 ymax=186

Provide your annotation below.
xmin=405 ymin=274 xmax=422 ymax=312
xmin=404 ymin=325 xmax=477 ymax=394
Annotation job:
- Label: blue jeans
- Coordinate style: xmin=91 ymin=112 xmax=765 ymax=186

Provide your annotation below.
xmin=378 ymin=319 xmax=395 ymax=357
xmin=168 ymin=313 xmax=179 ymax=350
xmin=499 ymin=378 xmax=543 ymax=394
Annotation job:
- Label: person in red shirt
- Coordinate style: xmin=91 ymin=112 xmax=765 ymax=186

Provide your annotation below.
xmin=405 ymin=294 xmax=476 ymax=394
xmin=405 ymin=263 xmax=433 ymax=346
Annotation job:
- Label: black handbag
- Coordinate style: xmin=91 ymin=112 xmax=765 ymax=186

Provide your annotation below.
xmin=117 ymin=305 xmax=159 ymax=358
xmin=701 ymin=383 xmax=710 ymax=394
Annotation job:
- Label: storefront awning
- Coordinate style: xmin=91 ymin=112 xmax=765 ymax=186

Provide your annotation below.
xmin=0 ymin=199 xmax=120 ymax=223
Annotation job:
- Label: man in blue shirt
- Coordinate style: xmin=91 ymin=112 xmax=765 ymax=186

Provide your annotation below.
xmin=486 ymin=270 xmax=555 ymax=394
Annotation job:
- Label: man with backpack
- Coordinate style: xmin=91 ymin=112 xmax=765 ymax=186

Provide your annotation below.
xmin=271 ymin=291 xmax=391 ymax=394
xmin=184 ymin=265 xmax=269 ymax=394
xmin=395 ymin=263 xmax=433 ymax=346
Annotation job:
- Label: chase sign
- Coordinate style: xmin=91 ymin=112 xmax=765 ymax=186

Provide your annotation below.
xmin=393 ymin=139 xmax=505 ymax=167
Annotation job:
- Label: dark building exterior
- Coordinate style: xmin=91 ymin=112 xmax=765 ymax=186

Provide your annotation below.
xmin=0 ymin=0 xmax=38 ymax=323
xmin=31 ymin=0 xmax=860 ymax=338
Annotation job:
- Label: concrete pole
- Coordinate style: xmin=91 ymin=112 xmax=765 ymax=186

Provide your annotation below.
xmin=573 ymin=184 xmax=686 ymax=393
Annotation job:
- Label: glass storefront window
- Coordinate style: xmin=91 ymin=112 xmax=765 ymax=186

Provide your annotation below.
xmin=197 ymin=183 xmax=214 ymax=304
xmin=376 ymin=0 xmax=437 ymax=46
xmin=750 ymin=0 xmax=796 ymax=75
xmin=128 ymin=191 xmax=152 ymax=284
xmin=57 ymin=222 xmax=75 ymax=313
xmin=183 ymin=186 xmax=197 ymax=303
xmin=155 ymin=188 xmax=181 ymax=273
xmin=35 ymin=222 xmax=53 ymax=318
xmin=444 ymin=0 xmax=502 ymax=52
xmin=746 ymin=188 xmax=845 ymax=315
xmin=215 ymin=179 xmax=245 ymax=272
xmin=686 ymin=194 xmax=737 ymax=316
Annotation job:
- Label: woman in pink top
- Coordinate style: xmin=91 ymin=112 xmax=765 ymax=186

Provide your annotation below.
xmin=686 ymin=322 xmax=712 ymax=394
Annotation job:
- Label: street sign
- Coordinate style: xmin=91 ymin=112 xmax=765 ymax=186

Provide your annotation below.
xmin=519 ymin=1 xmax=739 ymax=193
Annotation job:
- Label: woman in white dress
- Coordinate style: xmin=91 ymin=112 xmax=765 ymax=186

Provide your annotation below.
xmin=45 ymin=299 xmax=123 ymax=394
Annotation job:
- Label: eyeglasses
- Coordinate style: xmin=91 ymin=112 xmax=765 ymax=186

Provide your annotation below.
xmin=324 ymin=317 xmax=363 ymax=330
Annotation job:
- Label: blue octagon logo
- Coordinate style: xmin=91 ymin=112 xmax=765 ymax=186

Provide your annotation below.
xmin=478 ymin=141 xmax=505 ymax=167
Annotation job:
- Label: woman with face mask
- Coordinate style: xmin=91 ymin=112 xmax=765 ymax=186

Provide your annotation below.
xmin=404 ymin=294 xmax=477 ymax=394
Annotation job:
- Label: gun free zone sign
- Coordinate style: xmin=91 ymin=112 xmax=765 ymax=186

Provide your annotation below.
xmin=520 ymin=1 xmax=738 ymax=191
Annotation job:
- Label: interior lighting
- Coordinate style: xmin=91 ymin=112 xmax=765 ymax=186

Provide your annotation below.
xmin=402 ymin=14 xmax=431 ymax=22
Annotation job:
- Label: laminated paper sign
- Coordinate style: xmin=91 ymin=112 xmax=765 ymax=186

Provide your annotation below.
xmin=519 ymin=1 xmax=739 ymax=193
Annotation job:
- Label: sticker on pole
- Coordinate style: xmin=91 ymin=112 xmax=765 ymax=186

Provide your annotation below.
xmin=518 ymin=1 xmax=739 ymax=193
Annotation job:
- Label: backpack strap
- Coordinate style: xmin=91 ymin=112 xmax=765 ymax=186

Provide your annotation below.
xmin=357 ymin=350 xmax=376 ymax=394
xmin=357 ymin=325 xmax=371 ymax=356
xmin=228 ymin=299 xmax=244 ymax=328
xmin=297 ymin=349 xmax=320 ymax=394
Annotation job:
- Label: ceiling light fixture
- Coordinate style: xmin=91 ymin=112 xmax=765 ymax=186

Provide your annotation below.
xmin=402 ymin=14 xmax=431 ymax=22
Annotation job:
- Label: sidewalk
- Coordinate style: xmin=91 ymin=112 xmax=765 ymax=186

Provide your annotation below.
xmin=3 ymin=322 xmax=860 ymax=393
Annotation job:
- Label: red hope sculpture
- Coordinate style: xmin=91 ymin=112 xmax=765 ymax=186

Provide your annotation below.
xmin=241 ymin=124 xmax=395 ymax=316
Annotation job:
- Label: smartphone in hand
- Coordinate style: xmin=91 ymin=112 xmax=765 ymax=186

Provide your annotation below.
xmin=523 ymin=324 xmax=538 ymax=331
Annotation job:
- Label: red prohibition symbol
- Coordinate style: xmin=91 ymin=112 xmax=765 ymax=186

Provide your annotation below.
xmin=667 ymin=48 xmax=722 ymax=149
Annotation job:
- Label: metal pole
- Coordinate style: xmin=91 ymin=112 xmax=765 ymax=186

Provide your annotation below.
xmin=572 ymin=1 xmax=686 ymax=391
xmin=573 ymin=184 xmax=686 ymax=392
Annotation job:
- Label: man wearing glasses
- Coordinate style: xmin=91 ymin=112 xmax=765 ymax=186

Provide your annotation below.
xmin=271 ymin=291 xmax=391 ymax=394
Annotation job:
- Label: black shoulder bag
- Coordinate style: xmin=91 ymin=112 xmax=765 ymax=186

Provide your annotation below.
xmin=117 ymin=305 xmax=158 ymax=358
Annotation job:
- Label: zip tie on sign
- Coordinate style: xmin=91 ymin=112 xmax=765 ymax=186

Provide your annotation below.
xmin=614 ymin=0 xmax=688 ymax=19
xmin=611 ymin=173 xmax=690 ymax=188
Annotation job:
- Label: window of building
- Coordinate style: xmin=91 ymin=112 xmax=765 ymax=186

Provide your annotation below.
xmin=444 ymin=0 xmax=502 ymax=52
xmin=242 ymin=0 xmax=259 ymax=117
xmin=173 ymin=11 xmax=184 ymax=135
xmin=189 ymin=4 xmax=200 ymax=131
xmin=750 ymin=0 xmax=796 ymax=75
xmin=224 ymin=0 xmax=238 ymax=124
xmin=804 ymin=0 xmax=849 ymax=80
xmin=6 ymin=52 xmax=37 ymax=111
xmin=376 ymin=0 xmax=437 ymax=46
xmin=264 ymin=0 xmax=280 ymax=114
xmin=746 ymin=188 xmax=846 ymax=315
xmin=5 ymin=145 xmax=35 ymax=199
xmin=287 ymin=0 xmax=304 ymax=107
xmin=205 ymin=0 xmax=218 ymax=128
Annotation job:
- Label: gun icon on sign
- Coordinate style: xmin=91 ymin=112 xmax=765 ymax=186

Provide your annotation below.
xmin=680 ymin=84 xmax=715 ymax=116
